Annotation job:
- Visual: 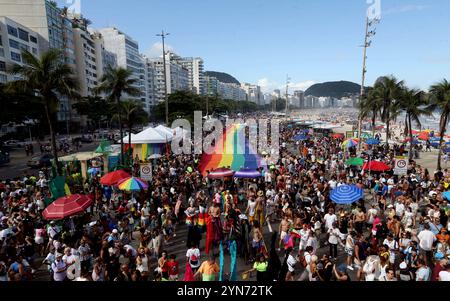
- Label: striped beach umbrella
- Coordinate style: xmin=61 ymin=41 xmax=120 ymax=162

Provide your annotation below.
xmin=341 ymin=139 xmax=359 ymax=149
xmin=117 ymin=177 xmax=148 ymax=192
xmin=207 ymin=168 xmax=235 ymax=179
xmin=234 ymin=168 xmax=262 ymax=179
xmin=330 ymin=185 xmax=364 ymax=205
xmin=42 ymin=194 xmax=92 ymax=220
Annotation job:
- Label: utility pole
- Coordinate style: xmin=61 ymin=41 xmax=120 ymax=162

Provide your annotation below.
xmin=157 ymin=30 xmax=170 ymax=126
xmin=357 ymin=17 xmax=379 ymax=150
xmin=285 ymin=75 xmax=290 ymax=121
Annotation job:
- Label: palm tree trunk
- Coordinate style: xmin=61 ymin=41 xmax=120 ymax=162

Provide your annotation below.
xmin=117 ymin=97 xmax=124 ymax=165
xmin=128 ymin=122 xmax=132 ymax=163
xmin=386 ymin=115 xmax=390 ymax=149
xmin=371 ymin=113 xmax=376 ymax=138
xmin=437 ymin=113 xmax=448 ymax=171
xmin=44 ymin=100 xmax=60 ymax=176
xmin=408 ymin=113 xmax=413 ymax=160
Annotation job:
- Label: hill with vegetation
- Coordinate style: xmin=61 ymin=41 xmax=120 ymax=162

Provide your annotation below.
xmin=305 ymin=81 xmax=362 ymax=98
xmin=204 ymin=71 xmax=240 ymax=85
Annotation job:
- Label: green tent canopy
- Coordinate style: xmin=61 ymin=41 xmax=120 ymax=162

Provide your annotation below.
xmin=345 ymin=157 xmax=364 ymax=166
xmin=95 ymin=140 xmax=111 ymax=154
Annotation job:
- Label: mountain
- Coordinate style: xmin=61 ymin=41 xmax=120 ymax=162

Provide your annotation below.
xmin=305 ymin=81 xmax=361 ymax=98
xmin=204 ymin=71 xmax=240 ymax=85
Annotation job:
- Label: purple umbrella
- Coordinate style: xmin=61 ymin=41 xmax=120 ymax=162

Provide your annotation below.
xmin=234 ymin=168 xmax=262 ymax=179
xmin=207 ymin=168 xmax=235 ymax=179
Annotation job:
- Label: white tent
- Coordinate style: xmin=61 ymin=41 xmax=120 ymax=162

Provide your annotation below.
xmin=131 ymin=127 xmax=168 ymax=144
xmin=120 ymin=133 xmax=136 ymax=144
xmin=154 ymin=125 xmax=174 ymax=140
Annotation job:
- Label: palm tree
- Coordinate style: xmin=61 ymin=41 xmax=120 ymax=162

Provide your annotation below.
xmin=373 ymin=76 xmax=404 ymax=147
xmin=358 ymin=87 xmax=381 ymax=138
xmin=111 ymin=100 xmax=148 ymax=162
xmin=9 ymin=49 xmax=78 ymax=174
xmin=95 ymin=66 xmax=140 ymax=164
xmin=398 ymin=87 xmax=432 ymax=159
xmin=429 ymin=79 xmax=450 ymax=170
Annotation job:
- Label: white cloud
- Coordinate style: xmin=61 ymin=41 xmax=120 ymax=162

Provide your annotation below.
xmin=145 ymin=42 xmax=175 ymax=58
xmin=257 ymin=78 xmax=279 ymax=93
xmin=258 ymin=78 xmax=316 ymax=93
xmin=383 ymin=4 xmax=429 ymax=15
xmin=288 ymin=80 xmax=316 ymax=92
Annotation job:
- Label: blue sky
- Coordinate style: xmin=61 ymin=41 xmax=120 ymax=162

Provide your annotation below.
xmin=59 ymin=0 xmax=450 ymax=92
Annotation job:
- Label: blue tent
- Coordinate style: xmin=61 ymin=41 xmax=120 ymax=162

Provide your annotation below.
xmin=330 ymin=185 xmax=364 ymax=205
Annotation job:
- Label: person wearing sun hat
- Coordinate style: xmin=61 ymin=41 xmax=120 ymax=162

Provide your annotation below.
xmin=51 ymin=251 xmax=69 ymax=281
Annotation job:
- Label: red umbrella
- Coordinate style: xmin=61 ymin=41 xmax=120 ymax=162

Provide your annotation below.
xmin=42 ymin=194 xmax=93 ymax=220
xmin=418 ymin=132 xmax=429 ymax=141
xmin=100 ymin=170 xmax=131 ymax=186
xmin=207 ymin=168 xmax=235 ymax=179
xmin=362 ymin=161 xmax=391 ymax=172
xmin=332 ymin=133 xmax=344 ymax=139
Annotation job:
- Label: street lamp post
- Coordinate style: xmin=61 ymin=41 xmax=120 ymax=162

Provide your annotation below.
xmin=357 ymin=17 xmax=379 ymax=151
xmin=157 ymin=30 xmax=170 ymax=126
xmin=285 ymin=75 xmax=290 ymax=122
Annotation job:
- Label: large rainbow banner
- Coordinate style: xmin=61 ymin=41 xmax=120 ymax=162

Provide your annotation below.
xmin=199 ymin=124 xmax=264 ymax=176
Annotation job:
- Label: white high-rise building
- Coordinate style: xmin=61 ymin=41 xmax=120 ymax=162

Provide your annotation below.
xmin=147 ymin=51 xmax=190 ymax=104
xmin=73 ymin=27 xmax=98 ymax=97
xmin=241 ymin=83 xmax=263 ymax=106
xmin=0 ymin=17 xmax=41 ymax=84
xmin=89 ymin=30 xmax=117 ymax=80
xmin=176 ymin=57 xmax=205 ymax=95
xmin=293 ymin=90 xmax=305 ymax=108
xmin=97 ymin=27 xmax=147 ymax=107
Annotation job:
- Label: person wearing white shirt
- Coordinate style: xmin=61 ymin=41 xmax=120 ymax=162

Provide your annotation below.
xmin=324 ymin=209 xmax=337 ymax=231
xmin=328 ymin=179 xmax=337 ymax=190
xmin=439 ymin=264 xmax=450 ymax=281
xmin=327 ymin=223 xmax=342 ymax=259
xmin=299 ymin=224 xmax=310 ymax=251
xmin=417 ymin=223 xmax=436 ymax=265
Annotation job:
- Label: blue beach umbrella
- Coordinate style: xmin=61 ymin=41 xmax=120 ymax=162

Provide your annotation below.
xmin=443 ymin=191 xmax=450 ymax=200
xmin=365 ymin=138 xmax=381 ymax=146
xmin=293 ymin=134 xmax=308 ymax=141
xmin=330 ymin=185 xmax=364 ymax=205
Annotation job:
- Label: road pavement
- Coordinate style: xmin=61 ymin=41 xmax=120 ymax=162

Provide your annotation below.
xmin=0 ymin=140 xmax=98 ymax=180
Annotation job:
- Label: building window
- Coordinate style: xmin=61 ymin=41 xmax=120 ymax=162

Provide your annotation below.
xmin=0 ymin=61 xmax=6 ymax=71
xmin=10 ymin=51 xmax=21 ymax=62
xmin=0 ymin=74 xmax=7 ymax=83
xmin=0 ymin=36 xmax=2 ymax=46
xmin=18 ymin=28 xmax=29 ymax=42
xmin=9 ymin=39 xmax=19 ymax=50
xmin=7 ymin=25 xmax=18 ymax=37
xmin=30 ymin=36 xmax=37 ymax=44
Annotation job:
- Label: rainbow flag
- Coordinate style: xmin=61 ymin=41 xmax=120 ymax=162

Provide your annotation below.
xmin=199 ymin=124 xmax=263 ymax=176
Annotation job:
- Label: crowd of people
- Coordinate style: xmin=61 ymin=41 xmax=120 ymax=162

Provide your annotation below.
xmin=0 ymin=114 xmax=449 ymax=282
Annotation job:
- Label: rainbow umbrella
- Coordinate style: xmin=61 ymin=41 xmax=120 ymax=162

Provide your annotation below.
xmin=117 ymin=177 xmax=148 ymax=192
xmin=341 ymin=139 xmax=359 ymax=149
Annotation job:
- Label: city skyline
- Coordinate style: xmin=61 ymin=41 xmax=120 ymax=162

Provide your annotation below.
xmin=55 ymin=0 xmax=450 ymax=92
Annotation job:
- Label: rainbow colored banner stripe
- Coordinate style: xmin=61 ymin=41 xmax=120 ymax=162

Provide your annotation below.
xmin=125 ymin=144 xmax=165 ymax=160
xmin=199 ymin=124 xmax=263 ymax=176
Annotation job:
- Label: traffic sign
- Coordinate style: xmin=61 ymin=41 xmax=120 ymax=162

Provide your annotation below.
xmin=140 ymin=163 xmax=152 ymax=181
xmin=394 ymin=157 xmax=408 ymax=175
